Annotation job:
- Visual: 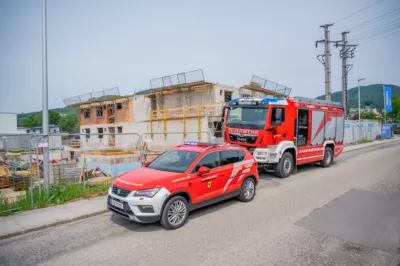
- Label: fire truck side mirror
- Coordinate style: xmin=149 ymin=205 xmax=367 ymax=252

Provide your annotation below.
xmin=272 ymin=107 xmax=283 ymax=126
xmin=221 ymin=107 xmax=226 ymax=119
xmin=221 ymin=106 xmax=229 ymax=122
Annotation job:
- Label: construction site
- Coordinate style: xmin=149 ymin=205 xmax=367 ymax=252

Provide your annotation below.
xmin=0 ymin=69 xmax=292 ymax=207
xmin=62 ymin=69 xmax=292 ymax=171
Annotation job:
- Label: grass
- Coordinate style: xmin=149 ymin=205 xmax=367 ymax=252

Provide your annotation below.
xmin=358 ymin=139 xmax=374 ymax=144
xmin=7 ymin=149 xmax=29 ymax=154
xmin=0 ymin=182 xmax=110 ymax=216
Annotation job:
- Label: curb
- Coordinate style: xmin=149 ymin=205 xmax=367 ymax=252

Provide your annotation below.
xmin=343 ymin=138 xmax=400 ymax=153
xmin=0 ymin=209 xmax=108 ymax=241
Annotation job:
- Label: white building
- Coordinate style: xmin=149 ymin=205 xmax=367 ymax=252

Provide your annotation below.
xmin=29 ymin=124 xmax=61 ymax=134
xmin=0 ymin=112 xmax=19 ymax=134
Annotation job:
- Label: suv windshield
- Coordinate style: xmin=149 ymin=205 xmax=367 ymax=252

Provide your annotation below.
xmin=227 ymin=107 xmax=268 ymax=129
xmin=147 ymin=150 xmax=200 ymax=173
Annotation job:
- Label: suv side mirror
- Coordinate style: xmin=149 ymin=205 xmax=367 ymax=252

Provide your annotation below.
xmin=197 ymin=166 xmax=211 ymax=176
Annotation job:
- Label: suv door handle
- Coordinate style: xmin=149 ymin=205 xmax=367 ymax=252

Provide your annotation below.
xmin=217 ymin=173 xmax=224 ymax=176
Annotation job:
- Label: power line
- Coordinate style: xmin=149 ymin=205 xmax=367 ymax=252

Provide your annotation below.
xmin=345 ymin=7 xmax=400 ymax=32
xmin=350 ymin=18 xmax=400 ymax=40
xmin=351 ymin=21 xmax=400 ymax=42
xmin=335 ymin=0 xmax=384 ymax=24
xmin=354 ymin=25 xmax=400 ymax=43
xmin=357 ymin=28 xmax=400 ymax=44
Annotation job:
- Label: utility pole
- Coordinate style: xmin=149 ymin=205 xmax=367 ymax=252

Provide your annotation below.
xmin=316 ymin=24 xmax=338 ymax=101
xmin=42 ymin=0 xmax=50 ymax=195
xmin=335 ymin=32 xmax=357 ymax=118
xmin=358 ymin=78 xmax=366 ymax=122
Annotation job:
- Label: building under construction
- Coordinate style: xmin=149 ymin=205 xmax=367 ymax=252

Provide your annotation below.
xmin=63 ymin=70 xmax=292 ymax=162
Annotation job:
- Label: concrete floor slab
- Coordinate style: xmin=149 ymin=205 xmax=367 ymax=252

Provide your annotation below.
xmin=296 ymin=189 xmax=400 ymax=253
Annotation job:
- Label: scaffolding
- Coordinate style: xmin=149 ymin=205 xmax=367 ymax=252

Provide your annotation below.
xmin=147 ymin=104 xmax=224 ymax=139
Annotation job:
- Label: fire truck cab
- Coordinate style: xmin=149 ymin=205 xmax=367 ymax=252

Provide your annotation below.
xmin=223 ymin=96 xmax=345 ymax=178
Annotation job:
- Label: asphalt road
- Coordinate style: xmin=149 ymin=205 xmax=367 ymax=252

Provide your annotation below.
xmin=1 ymin=142 xmax=400 ymax=266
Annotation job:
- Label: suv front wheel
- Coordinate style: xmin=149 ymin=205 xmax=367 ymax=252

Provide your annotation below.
xmin=160 ymin=196 xmax=189 ymax=230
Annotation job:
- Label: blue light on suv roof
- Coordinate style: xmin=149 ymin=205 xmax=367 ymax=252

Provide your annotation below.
xmin=183 ymin=142 xmax=198 ymax=145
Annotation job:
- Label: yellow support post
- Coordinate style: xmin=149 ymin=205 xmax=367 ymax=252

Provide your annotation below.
xmin=163 ymin=107 xmax=167 ymax=139
xmin=197 ymin=105 xmax=201 ymax=140
xmin=149 ymin=110 xmax=153 ymax=138
xmin=183 ymin=106 xmax=187 ymax=138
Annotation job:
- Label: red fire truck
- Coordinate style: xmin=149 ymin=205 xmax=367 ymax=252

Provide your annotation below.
xmin=222 ymin=96 xmax=345 ymax=178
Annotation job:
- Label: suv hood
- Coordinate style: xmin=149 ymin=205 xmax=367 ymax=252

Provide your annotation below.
xmin=113 ymin=167 xmax=181 ymax=190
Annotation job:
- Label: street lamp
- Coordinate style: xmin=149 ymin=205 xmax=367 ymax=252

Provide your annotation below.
xmin=358 ymin=78 xmax=366 ymax=123
xmin=42 ymin=0 xmax=50 ymax=195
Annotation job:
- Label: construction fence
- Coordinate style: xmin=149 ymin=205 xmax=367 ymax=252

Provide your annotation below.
xmin=343 ymin=120 xmax=384 ymax=144
xmin=0 ymin=131 xmax=211 ymax=215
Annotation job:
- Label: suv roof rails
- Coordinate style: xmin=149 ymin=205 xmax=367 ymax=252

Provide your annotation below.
xmin=177 ymin=141 xmax=243 ymax=150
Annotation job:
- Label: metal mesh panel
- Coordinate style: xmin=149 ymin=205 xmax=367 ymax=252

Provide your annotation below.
xmin=250 ymin=75 xmax=292 ymax=97
xmin=103 ymin=87 xmax=119 ymax=96
xmin=63 ymin=87 xmax=120 ymax=106
xmin=251 ymin=76 xmax=266 ymax=88
xmin=150 ymin=69 xmax=205 ymax=89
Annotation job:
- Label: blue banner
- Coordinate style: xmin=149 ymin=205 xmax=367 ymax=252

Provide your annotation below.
xmin=384 ymin=86 xmax=392 ymax=113
xmin=381 ymin=124 xmax=392 ymax=139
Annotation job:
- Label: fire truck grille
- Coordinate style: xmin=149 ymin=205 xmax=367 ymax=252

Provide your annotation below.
xmin=229 ymin=134 xmax=257 ymax=144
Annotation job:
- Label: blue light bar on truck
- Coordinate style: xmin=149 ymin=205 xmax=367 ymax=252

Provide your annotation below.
xmin=261 ymin=97 xmax=286 ymax=103
xmin=231 ymin=97 xmax=286 ymax=103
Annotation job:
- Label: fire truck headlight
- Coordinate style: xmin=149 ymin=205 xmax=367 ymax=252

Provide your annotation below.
xmin=258 ymin=152 xmax=267 ymax=156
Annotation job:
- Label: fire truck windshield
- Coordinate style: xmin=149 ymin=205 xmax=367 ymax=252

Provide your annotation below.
xmin=227 ymin=107 xmax=268 ymax=130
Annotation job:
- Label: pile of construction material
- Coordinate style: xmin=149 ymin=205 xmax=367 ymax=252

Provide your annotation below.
xmin=0 ymin=157 xmax=10 ymax=189
xmin=4 ymin=160 xmax=30 ymax=191
xmin=85 ymin=167 xmax=113 ymax=185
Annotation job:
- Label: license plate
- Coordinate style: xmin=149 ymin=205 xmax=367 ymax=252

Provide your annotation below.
xmin=237 ymin=137 xmax=247 ymax=142
xmin=110 ymin=199 xmax=124 ymax=209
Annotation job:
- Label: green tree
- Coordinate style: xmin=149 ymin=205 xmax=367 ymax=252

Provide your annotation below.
xmin=21 ymin=113 xmax=42 ymax=128
xmin=362 ymin=112 xmax=378 ymax=120
xmin=21 ymin=114 xmax=35 ymax=128
xmin=49 ymin=110 xmax=61 ymax=125
xmin=387 ymin=94 xmax=400 ymax=120
xmin=59 ymin=112 xmax=78 ymax=133
xmin=32 ymin=113 xmax=42 ymax=126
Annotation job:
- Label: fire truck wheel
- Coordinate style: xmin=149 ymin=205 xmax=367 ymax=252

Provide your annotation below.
xmin=274 ymin=152 xmax=294 ymax=178
xmin=321 ymin=147 xmax=333 ymax=168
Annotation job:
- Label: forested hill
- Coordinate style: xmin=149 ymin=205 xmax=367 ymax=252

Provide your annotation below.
xmin=316 ymin=84 xmax=400 ymax=109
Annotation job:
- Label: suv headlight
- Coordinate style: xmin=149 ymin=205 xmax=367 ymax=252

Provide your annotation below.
xmin=133 ymin=188 xmax=161 ymax=198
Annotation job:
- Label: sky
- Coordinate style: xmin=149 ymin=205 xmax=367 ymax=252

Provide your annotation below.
xmin=0 ymin=0 xmax=399 ymax=113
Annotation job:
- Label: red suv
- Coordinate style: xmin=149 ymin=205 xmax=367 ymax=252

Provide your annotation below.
xmin=107 ymin=142 xmax=259 ymax=229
